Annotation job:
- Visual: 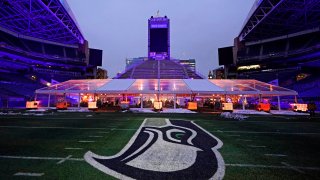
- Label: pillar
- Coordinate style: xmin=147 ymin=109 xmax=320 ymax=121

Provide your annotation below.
xmin=242 ymin=96 xmax=246 ymax=110
xmin=140 ymin=95 xmax=143 ymax=109
xmin=48 ymin=94 xmax=51 ymax=108
xmin=259 ymin=94 xmax=262 ymax=103
xmin=78 ymin=93 xmax=81 ymax=108
xmin=277 ymin=96 xmax=281 ymax=111
xmin=174 ymin=94 xmax=177 ymax=109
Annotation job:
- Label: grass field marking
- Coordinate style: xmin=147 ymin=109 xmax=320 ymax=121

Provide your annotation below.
xmin=14 ymin=172 xmax=44 ymax=177
xmin=248 ymin=145 xmax=266 ymax=148
xmin=237 ymin=139 xmax=252 ymax=142
xmin=225 ymin=163 xmax=320 ymax=171
xmin=56 ymin=155 xmax=72 ymax=165
xmin=64 ymin=147 xmax=83 ymax=150
xmin=210 ymin=130 xmax=320 ymax=135
xmin=264 ymin=154 xmax=287 ymax=157
xmin=84 ymin=118 xmax=150 ymax=180
xmin=89 ymin=136 xmax=103 ymax=138
xmin=113 ymin=128 xmax=138 ymax=131
xmin=281 ymin=162 xmax=305 ymax=174
xmin=97 ymin=131 xmax=109 ymax=134
xmin=0 ymin=125 xmax=107 ymax=130
xmin=240 ymin=120 xmax=312 ymax=123
xmin=78 ymin=140 xmax=95 ymax=143
xmin=191 ymin=121 xmax=225 ymax=179
xmin=0 ymin=155 xmax=84 ymax=161
xmin=107 ymin=126 xmax=118 ymax=128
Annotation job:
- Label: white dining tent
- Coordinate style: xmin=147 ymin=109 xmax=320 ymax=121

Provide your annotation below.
xmin=36 ymin=79 xmax=297 ymax=96
xmin=35 ymin=79 xmax=298 ymax=109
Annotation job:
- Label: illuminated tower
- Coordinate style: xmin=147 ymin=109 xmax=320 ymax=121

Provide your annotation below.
xmin=148 ymin=15 xmax=170 ymax=60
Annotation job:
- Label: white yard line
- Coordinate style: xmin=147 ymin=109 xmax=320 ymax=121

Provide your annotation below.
xmin=210 ymin=130 xmax=320 ymax=135
xmin=226 ymin=163 xmax=320 ymax=171
xmin=264 ymin=154 xmax=287 ymax=157
xmin=0 ymin=125 xmax=106 ymax=130
xmin=64 ymin=147 xmax=83 ymax=150
xmin=248 ymin=145 xmax=266 ymax=148
xmin=282 ymin=162 xmax=305 ymax=174
xmin=226 ymin=135 xmax=241 ymax=137
xmin=0 ymin=155 xmax=83 ymax=161
xmin=2 ymin=155 xmax=320 ymax=174
xmin=56 ymin=155 xmax=72 ymax=165
xmin=113 ymin=128 xmax=137 ymax=131
xmin=237 ymin=139 xmax=252 ymax=142
xmin=78 ymin=141 xmax=95 ymax=143
xmin=243 ymin=121 xmax=312 ymax=123
xmin=89 ymin=136 xmax=103 ymax=138
xmin=97 ymin=131 xmax=109 ymax=134
xmin=14 ymin=172 xmax=44 ymax=177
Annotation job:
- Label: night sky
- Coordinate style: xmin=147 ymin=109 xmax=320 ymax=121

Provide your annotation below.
xmin=67 ymin=0 xmax=255 ymax=77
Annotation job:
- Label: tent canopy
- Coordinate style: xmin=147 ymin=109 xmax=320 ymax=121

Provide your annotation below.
xmin=36 ymin=79 xmax=298 ymax=96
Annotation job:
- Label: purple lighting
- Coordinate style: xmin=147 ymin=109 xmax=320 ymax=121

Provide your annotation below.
xmin=0 ymin=0 xmax=84 ymax=45
xmin=148 ymin=16 xmax=170 ymax=60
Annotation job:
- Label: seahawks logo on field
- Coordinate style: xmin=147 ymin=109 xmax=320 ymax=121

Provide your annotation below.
xmin=84 ymin=118 xmax=225 ymax=179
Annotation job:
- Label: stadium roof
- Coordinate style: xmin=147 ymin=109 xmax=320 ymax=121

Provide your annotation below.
xmin=35 ymin=79 xmax=298 ymax=96
xmin=0 ymin=0 xmax=84 ymax=45
xmin=240 ymin=0 xmax=320 ymax=41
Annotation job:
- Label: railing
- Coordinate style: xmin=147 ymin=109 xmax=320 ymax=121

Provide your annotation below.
xmin=0 ymin=42 xmax=83 ymax=63
xmin=238 ymin=44 xmax=320 ymax=61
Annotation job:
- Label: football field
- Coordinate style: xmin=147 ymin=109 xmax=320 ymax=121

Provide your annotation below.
xmin=0 ymin=112 xmax=319 ymax=179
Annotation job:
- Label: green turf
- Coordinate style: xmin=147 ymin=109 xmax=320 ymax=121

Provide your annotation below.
xmin=0 ymin=112 xmax=319 ymax=179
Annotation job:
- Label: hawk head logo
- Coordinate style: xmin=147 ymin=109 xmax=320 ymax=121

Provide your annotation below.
xmin=84 ymin=118 xmax=225 ymax=179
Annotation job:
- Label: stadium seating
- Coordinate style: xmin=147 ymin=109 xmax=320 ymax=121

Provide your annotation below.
xmin=0 ymin=30 xmax=81 ymax=61
xmin=238 ymin=32 xmax=320 ymax=62
xmin=0 ymin=31 xmax=86 ymax=107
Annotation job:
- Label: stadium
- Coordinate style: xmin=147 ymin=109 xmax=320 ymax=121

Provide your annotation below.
xmin=0 ymin=0 xmax=319 ymax=179
xmin=219 ymin=0 xmax=320 ymax=110
xmin=0 ymin=0 xmax=103 ymax=108
xmin=32 ymin=13 xmax=298 ymax=112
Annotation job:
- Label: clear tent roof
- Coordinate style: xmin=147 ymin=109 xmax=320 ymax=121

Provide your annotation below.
xmin=36 ymin=79 xmax=298 ymax=96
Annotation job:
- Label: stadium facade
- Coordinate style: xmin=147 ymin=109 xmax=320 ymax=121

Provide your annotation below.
xmin=219 ymin=0 xmax=320 ymax=104
xmin=148 ymin=15 xmax=170 ymax=60
xmin=115 ymin=15 xmax=203 ymax=79
xmin=0 ymin=0 xmax=103 ymax=108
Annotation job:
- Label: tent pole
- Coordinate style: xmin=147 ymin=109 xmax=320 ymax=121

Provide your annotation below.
xmin=259 ymin=94 xmax=262 ymax=103
xmin=174 ymin=94 xmax=177 ymax=109
xmin=78 ymin=93 xmax=81 ymax=108
xmin=140 ymin=95 xmax=143 ymax=109
xmin=48 ymin=94 xmax=51 ymax=108
xmin=295 ymin=95 xmax=297 ymax=103
xmin=242 ymin=96 xmax=246 ymax=110
xmin=277 ymin=96 xmax=281 ymax=111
